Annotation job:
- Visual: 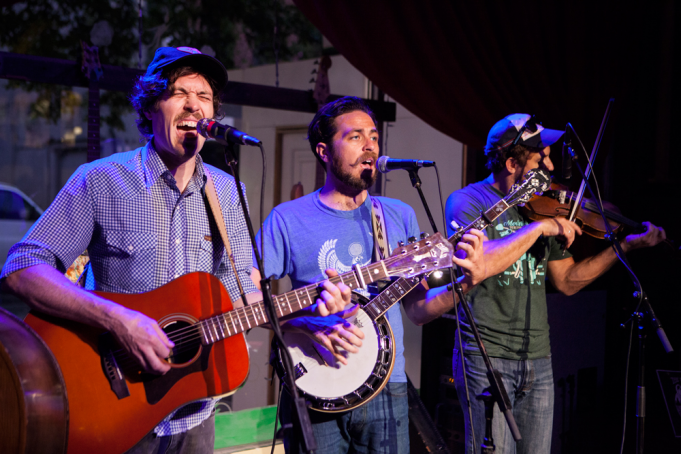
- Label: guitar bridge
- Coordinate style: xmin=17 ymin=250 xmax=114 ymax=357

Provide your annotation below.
xmin=98 ymin=332 xmax=130 ymax=400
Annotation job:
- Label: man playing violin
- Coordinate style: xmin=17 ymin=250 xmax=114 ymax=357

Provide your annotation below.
xmin=445 ymin=113 xmax=666 ymax=454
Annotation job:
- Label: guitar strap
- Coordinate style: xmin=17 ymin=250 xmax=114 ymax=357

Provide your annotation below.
xmin=203 ymin=169 xmax=247 ymax=308
xmin=370 ymin=196 xmax=390 ymax=261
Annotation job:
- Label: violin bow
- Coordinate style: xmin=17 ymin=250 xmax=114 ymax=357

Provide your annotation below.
xmin=567 ymin=98 xmax=615 ymax=223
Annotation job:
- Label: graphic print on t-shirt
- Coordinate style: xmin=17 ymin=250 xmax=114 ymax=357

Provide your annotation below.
xmin=495 ymin=220 xmax=547 ymax=287
xmin=317 ymin=239 xmax=370 ymax=277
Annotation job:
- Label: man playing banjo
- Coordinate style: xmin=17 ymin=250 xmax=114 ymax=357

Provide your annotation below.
xmin=251 ymin=96 xmax=487 ymax=453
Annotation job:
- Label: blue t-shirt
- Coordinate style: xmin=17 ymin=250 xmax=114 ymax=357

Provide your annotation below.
xmin=256 ymin=190 xmax=420 ymax=382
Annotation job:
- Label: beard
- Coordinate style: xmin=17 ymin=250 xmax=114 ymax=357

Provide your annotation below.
xmin=330 ymin=150 xmax=377 ymax=193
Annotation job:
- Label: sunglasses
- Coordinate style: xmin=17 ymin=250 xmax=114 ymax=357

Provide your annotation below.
xmin=511 ymin=115 xmax=540 ymax=147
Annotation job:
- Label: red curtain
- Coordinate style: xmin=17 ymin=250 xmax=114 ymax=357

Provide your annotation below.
xmin=294 ymin=1 xmax=678 ymax=189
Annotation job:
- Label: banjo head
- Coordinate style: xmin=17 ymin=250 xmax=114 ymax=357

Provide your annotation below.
xmin=279 ymin=294 xmax=395 ymax=412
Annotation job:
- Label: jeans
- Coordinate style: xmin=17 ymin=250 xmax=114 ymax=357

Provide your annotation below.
xmin=453 ymin=351 xmax=554 ymax=454
xmin=125 ymin=414 xmax=215 ymax=454
xmin=280 ymin=382 xmax=409 ymax=454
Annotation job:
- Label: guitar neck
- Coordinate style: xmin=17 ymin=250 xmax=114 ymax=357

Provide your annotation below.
xmin=197 ymin=262 xmax=392 ymax=345
xmin=86 ymin=80 xmax=101 ymax=163
xmin=447 ymin=198 xmax=511 ymax=244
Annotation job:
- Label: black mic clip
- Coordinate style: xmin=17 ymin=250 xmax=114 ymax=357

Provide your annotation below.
xmin=196 ymin=118 xmax=262 ymax=146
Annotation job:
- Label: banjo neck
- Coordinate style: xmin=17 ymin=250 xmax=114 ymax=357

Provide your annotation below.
xmin=362 ymin=196 xmax=514 ymax=323
xmin=363 ymin=275 xmax=421 ymax=321
xmin=357 ymin=168 xmax=554 ymax=325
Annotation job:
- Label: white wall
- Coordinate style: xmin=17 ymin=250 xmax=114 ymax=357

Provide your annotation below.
xmin=227 ymin=55 xmax=464 ymax=410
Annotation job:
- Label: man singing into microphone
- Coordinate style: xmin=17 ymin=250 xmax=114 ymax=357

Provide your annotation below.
xmin=445 ymin=113 xmax=666 ymax=454
xmin=1 ymin=47 xmax=351 ymax=454
xmin=251 ymin=96 xmax=488 ymax=453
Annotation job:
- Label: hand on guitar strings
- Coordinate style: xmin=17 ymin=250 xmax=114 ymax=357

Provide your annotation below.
xmin=284 ymin=312 xmax=365 ymax=366
xmin=108 ymin=304 xmax=175 ymax=375
xmin=452 ymin=229 xmax=488 ymax=287
xmin=312 ymin=268 xmax=354 ymax=317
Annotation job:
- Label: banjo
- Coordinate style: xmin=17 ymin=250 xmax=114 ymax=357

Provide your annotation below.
xmin=275 ymin=168 xmax=552 ymax=412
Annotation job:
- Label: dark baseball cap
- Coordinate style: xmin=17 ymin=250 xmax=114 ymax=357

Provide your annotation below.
xmin=484 ymin=113 xmax=564 ymax=155
xmin=145 ymin=46 xmax=228 ymax=93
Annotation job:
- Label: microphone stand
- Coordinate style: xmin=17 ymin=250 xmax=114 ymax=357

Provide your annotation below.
xmin=406 ymin=167 xmax=522 ymax=450
xmin=407 ymin=169 xmax=438 ymax=232
xmin=565 ymin=134 xmax=673 ymax=454
xmin=222 ymin=142 xmax=317 ymax=453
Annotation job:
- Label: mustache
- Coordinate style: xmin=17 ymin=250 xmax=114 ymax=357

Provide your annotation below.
xmin=174 ymin=114 xmax=203 ymax=123
xmin=353 ymin=152 xmax=378 ymax=166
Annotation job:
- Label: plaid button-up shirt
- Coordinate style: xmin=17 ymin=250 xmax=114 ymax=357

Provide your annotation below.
xmin=2 ymin=141 xmax=257 ymax=436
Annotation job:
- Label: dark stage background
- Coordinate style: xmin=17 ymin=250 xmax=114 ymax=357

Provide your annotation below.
xmin=294 ymin=1 xmax=681 ymax=452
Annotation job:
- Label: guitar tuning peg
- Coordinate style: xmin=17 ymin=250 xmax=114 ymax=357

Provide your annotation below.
xmin=309 ymin=78 xmax=316 ymax=83
xmin=408 ymin=236 xmax=417 ymax=244
xmin=397 ymin=241 xmax=404 ymax=247
xmin=313 ymin=60 xmax=319 ymax=64
xmin=420 ymin=232 xmax=429 ymax=239
xmin=311 ymin=69 xmax=317 ymax=74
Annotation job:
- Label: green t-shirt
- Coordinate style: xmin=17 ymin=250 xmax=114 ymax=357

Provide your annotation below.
xmin=445 ymin=175 xmax=570 ymax=360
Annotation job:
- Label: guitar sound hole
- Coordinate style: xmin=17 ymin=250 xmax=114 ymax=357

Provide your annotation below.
xmin=163 ymin=320 xmax=201 ymax=365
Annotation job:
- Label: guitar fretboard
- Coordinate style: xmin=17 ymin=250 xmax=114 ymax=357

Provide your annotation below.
xmin=448 ymin=198 xmax=510 ymax=244
xmin=196 ymin=261 xmax=391 ymax=345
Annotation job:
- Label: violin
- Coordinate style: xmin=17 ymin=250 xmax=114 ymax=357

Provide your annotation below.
xmin=520 ymin=182 xmax=661 ymax=241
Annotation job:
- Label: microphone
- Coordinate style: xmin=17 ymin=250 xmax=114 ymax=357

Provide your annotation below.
xmin=562 ymin=124 xmax=572 ymax=180
xmin=196 ymin=118 xmax=261 ymax=146
xmin=376 ymin=156 xmax=435 ymax=174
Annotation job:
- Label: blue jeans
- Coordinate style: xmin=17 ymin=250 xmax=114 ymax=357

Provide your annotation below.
xmin=453 ymin=351 xmax=554 ymax=454
xmin=280 ymin=382 xmax=409 ymax=454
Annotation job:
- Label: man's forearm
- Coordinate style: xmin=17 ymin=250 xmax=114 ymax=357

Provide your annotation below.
xmin=483 ymin=222 xmax=544 ymax=276
xmin=550 ymin=245 xmax=620 ymax=295
xmin=403 ymin=278 xmax=476 ymax=326
xmin=1 ymin=264 xmax=121 ymax=330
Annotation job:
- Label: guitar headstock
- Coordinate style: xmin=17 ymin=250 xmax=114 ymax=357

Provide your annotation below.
xmin=81 ymin=41 xmax=103 ymax=82
xmin=386 ymin=232 xmax=454 ymax=278
xmin=506 ymin=168 xmax=551 ymax=208
xmin=312 ymin=55 xmax=332 ymax=106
